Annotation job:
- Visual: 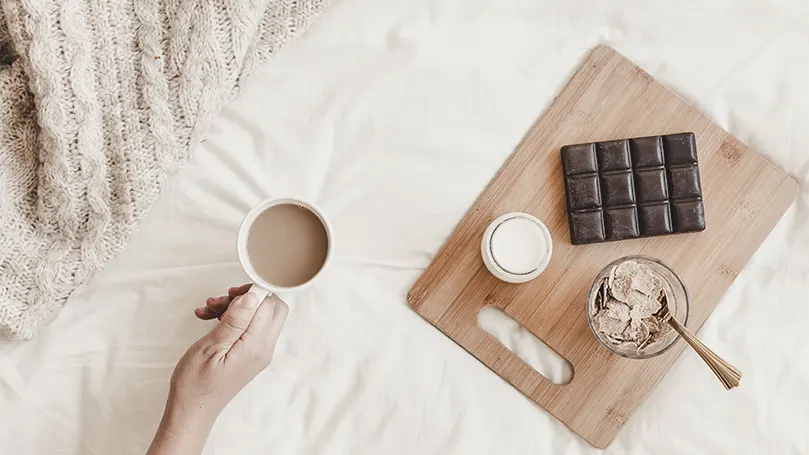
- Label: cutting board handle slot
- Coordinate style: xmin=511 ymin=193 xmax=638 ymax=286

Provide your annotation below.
xmin=478 ymin=306 xmax=573 ymax=385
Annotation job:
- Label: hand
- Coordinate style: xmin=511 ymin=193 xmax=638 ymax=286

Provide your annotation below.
xmin=172 ymin=284 xmax=289 ymax=417
xmin=146 ymin=285 xmax=288 ymax=455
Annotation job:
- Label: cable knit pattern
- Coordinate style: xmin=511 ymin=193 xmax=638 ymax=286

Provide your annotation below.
xmin=0 ymin=0 xmax=329 ymax=340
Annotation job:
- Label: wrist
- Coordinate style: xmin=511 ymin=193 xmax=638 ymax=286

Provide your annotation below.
xmin=147 ymin=405 xmax=214 ymax=455
xmin=148 ymin=392 xmax=218 ymax=454
xmin=164 ymin=388 xmax=220 ymax=431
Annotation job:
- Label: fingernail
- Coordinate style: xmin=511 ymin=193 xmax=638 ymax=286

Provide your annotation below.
xmin=243 ymin=293 xmax=259 ymax=309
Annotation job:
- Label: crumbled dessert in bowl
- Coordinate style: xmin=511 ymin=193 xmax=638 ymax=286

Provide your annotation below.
xmin=586 ymin=256 xmax=689 ymax=359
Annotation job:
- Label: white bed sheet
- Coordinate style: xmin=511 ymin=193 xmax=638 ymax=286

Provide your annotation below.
xmin=2 ymin=0 xmax=809 ymax=453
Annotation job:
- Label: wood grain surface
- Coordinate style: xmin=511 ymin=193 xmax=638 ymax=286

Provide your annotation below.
xmin=407 ymin=45 xmax=797 ymax=448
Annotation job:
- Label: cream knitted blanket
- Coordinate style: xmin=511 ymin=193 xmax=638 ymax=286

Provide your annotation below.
xmin=0 ymin=0 xmax=329 ymax=340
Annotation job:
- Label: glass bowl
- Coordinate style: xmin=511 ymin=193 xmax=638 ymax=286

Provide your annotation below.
xmin=586 ymin=255 xmax=689 ymax=359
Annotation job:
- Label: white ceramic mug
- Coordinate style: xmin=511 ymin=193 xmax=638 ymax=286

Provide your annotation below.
xmin=237 ymin=198 xmax=334 ymax=303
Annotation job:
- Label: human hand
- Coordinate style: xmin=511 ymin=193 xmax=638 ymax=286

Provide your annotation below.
xmin=147 ymin=285 xmax=288 ymax=455
xmin=171 ymin=284 xmax=289 ymax=420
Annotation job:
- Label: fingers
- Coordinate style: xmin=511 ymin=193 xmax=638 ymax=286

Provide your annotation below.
xmin=195 ymin=296 xmax=230 ymax=320
xmin=243 ymin=296 xmax=288 ymax=343
xmin=207 ymin=293 xmax=261 ymax=347
xmin=228 ymin=284 xmax=252 ymax=298
xmin=194 ymin=306 xmax=219 ymax=320
xmin=264 ymin=298 xmax=289 ymax=351
xmin=235 ymin=296 xmax=289 ymax=363
xmin=239 ymin=296 xmax=277 ymax=344
xmin=194 ymin=284 xmax=251 ymax=320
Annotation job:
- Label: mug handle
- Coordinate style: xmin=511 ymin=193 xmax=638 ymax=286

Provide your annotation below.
xmin=247 ymin=284 xmax=273 ymax=306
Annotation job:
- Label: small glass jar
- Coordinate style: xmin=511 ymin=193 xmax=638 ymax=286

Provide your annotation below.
xmin=586 ymin=255 xmax=689 ymax=359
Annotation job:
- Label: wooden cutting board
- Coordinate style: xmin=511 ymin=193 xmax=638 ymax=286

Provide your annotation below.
xmin=407 ymin=46 xmax=797 ymax=448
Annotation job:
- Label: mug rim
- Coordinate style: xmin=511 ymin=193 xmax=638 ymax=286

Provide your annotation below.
xmin=237 ymin=197 xmax=334 ymax=293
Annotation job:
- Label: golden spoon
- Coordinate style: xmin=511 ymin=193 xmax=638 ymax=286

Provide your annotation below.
xmin=659 ymin=293 xmax=742 ymax=390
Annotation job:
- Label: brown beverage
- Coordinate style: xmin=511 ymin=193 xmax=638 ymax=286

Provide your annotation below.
xmin=246 ymin=204 xmax=329 ymax=287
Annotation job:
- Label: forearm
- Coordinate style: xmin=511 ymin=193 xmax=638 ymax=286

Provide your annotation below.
xmin=146 ymin=396 xmax=217 ymax=455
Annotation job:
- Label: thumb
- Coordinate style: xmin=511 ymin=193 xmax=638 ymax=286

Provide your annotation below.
xmin=208 ymin=293 xmax=261 ymax=347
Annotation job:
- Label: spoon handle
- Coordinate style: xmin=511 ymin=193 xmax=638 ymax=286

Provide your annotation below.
xmin=667 ymin=317 xmax=742 ymax=390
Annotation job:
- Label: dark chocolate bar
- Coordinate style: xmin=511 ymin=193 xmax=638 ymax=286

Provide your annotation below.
xmin=561 ymin=132 xmax=705 ymax=245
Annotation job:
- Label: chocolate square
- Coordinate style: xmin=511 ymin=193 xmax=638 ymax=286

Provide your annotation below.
xmin=663 ymin=132 xmax=697 ymax=165
xmin=630 ymin=136 xmax=664 ymax=168
xmin=596 ymin=140 xmax=631 ymax=171
xmin=600 ymin=172 xmax=635 ymax=206
xmin=635 ymin=169 xmax=668 ymax=202
xmin=561 ymin=132 xmax=705 ymax=244
xmin=566 ymin=175 xmax=601 ymax=210
xmin=671 ymin=200 xmax=706 ymax=232
xmin=638 ymin=203 xmax=673 ymax=235
xmin=569 ymin=211 xmax=606 ymax=244
xmin=604 ymin=207 xmax=640 ymax=240
xmin=561 ymin=143 xmax=598 ymax=175
xmin=668 ymin=166 xmax=702 ymax=199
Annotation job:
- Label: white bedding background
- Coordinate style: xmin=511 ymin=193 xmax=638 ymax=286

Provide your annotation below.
xmin=2 ymin=0 xmax=809 ymax=453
